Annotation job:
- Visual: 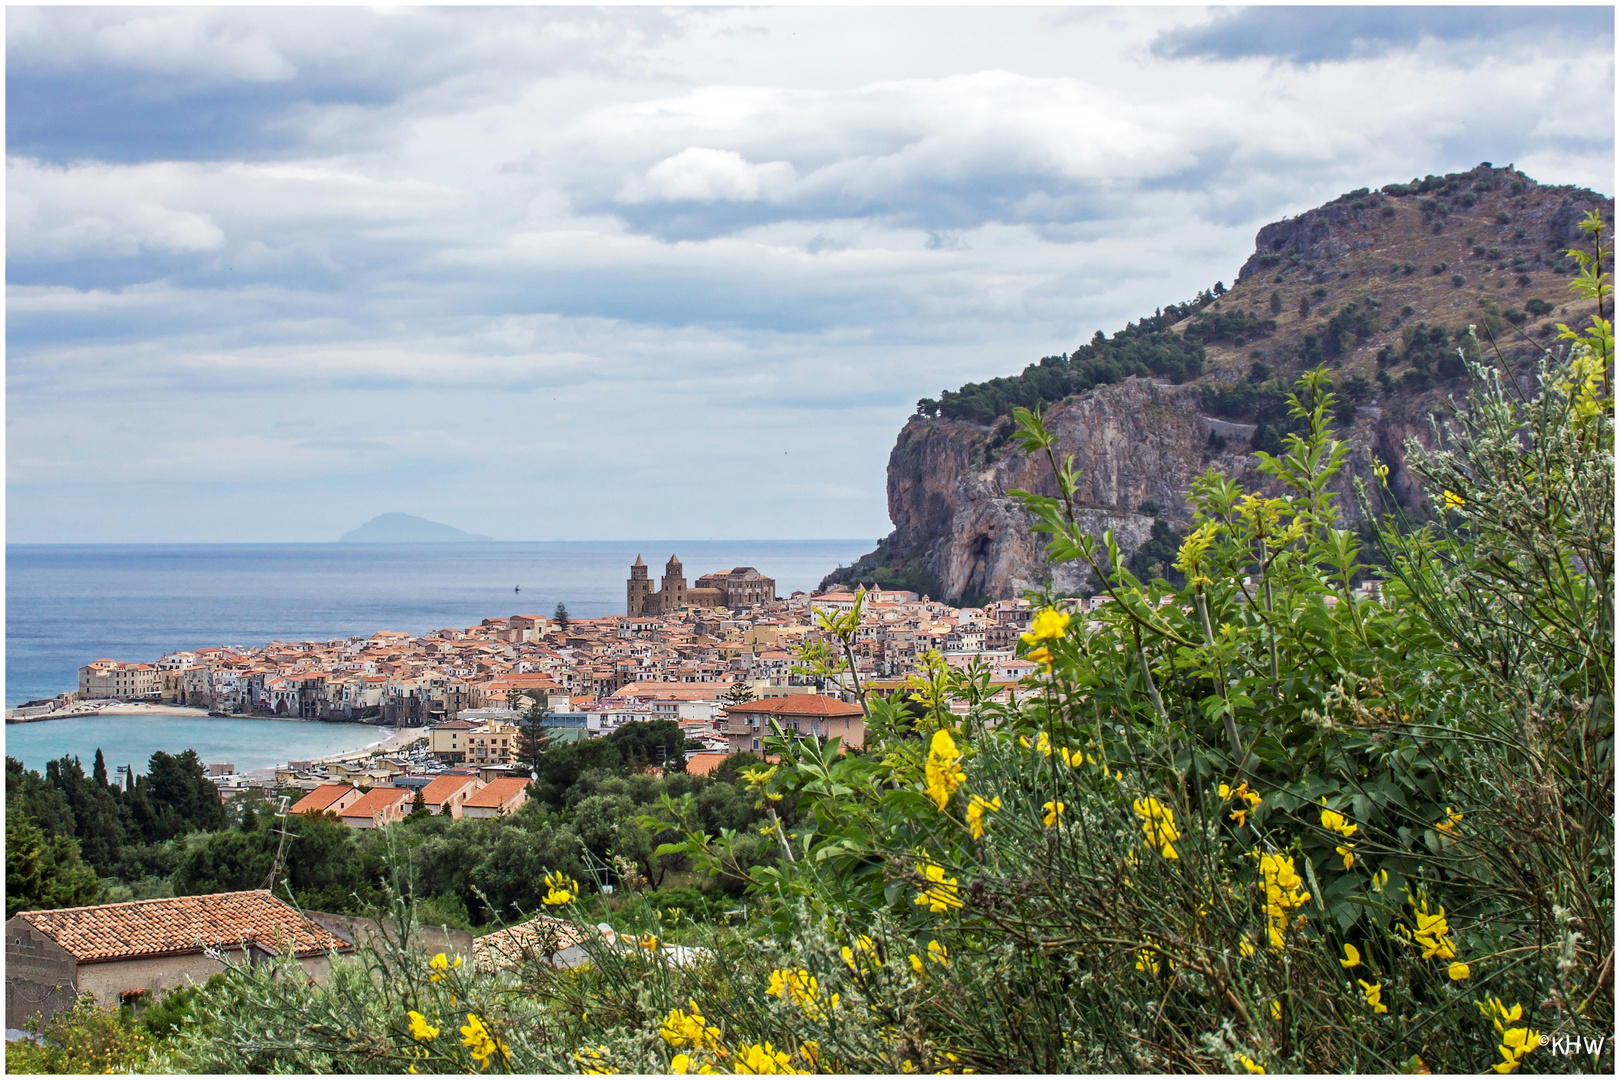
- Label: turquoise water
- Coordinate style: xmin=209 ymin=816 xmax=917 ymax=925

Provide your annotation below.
xmin=4 ymin=713 xmax=391 ymax=773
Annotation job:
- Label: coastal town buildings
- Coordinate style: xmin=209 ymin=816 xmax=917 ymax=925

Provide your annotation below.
xmin=58 ymin=576 xmax=1056 ymax=800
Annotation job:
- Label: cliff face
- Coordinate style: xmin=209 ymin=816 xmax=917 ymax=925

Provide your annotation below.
xmin=871 ymin=378 xmax=1404 ymax=601
xmin=834 ymin=165 xmax=1612 ymax=603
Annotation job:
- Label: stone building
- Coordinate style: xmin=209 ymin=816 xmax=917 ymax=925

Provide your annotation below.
xmin=626 ymin=556 xmax=776 ymax=616
xmin=6 ymin=891 xmax=350 ymax=1030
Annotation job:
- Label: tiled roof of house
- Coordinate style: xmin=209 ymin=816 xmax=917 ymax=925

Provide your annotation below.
xmin=420 ymin=773 xmax=481 ymax=806
xmin=340 ymin=787 xmax=412 ymax=820
xmin=289 ymin=783 xmax=356 ymax=815
xmin=462 ymin=777 xmax=530 ymax=809
xmin=472 ymin=914 xmax=591 ymax=972
xmin=726 ymin=694 xmax=863 ymax=718
xmin=15 ymin=890 xmax=350 ymax=964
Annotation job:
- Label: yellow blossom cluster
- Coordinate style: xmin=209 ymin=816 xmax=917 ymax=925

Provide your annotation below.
xmin=766 ymin=968 xmax=839 ymax=1022
xmin=428 ymin=951 xmax=462 ymax=983
xmin=841 ymin=935 xmax=881 ymax=973
xmin=1405 ymin=897 xmax=1457 ymax=960
xmin=1132 ymin=797 xmax=1180 ymax=860
xmin=1482 ymin=999 xmax=1541 ymax=1074
xmin=1258 ymin=853 xmax=1310 ymax=950
xmin=914 ymin=862 xmax=964 ymax=913
xmin=1320 ymin=804 xmax=1357 ymax=868
xmin=1358 ymin=980 xmax=1388 ymax=1015
xmin=964 ymin=794 xmax=1000 ymax=840
xmin=1220 ymin=781 xmax=1262 ymax=827
xmin=407 ymin=1010 xmax=439 ymax=1041
xmin=1042 ymin=800 xmax=1065 ymax=827
xmin=458 ymin=1013 xmax=510 ymax=1069
xmin=542 ymin=869 xmax=579 ymax=906
xmin=923 ymin=728 xmax=966 ymax=811
xmin=661 ymin=1002 xmax=724 ymax=1053
xmin=1236 ymin=1053 xmax=1266 ymax=1073
xmin=1020 ymin=608 xmax=1069 ymax=670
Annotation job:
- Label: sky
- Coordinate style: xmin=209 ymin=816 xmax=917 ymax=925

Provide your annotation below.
xmin=7 ymin=5 xmax=1614 ymax=544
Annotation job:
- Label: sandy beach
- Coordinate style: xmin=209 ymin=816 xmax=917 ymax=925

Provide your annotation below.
xmin=6 ymin=700 xmax=214 ymax=722
xmin=311 ymin=726 xmax=429 ymax=765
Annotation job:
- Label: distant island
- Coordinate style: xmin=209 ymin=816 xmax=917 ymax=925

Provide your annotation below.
xmin=339 ymin=513 xmax=493 ymax=543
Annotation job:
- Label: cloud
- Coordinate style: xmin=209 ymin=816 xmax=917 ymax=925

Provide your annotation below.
xmin=4 ymin=6 xmax=1613 ymax=543
xmin=619 ymin=147 xmax=798 ymax=204
xmin=1152 ymin=6 xmax=1615 ymax=65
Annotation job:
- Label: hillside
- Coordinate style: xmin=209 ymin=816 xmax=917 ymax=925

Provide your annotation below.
xmin=827 ymin=163 xmax=1613 ymax=604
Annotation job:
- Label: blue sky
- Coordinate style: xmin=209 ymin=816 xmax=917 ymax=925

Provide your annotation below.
xmin=7 ymin=5 xmax=1614 ymax=543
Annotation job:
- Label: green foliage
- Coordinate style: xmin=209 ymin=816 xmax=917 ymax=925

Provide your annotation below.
xmin=930 ymin=301 xmax=1211 ymax=424
xmin=6 ymin=996 xmax=161 ymax=1074
xmin=6 ymin=806 xmax=103 ymax=917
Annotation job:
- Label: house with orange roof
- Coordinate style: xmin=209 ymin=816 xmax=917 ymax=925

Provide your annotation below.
xmin=722 ymin=694 xmax=866 ymax=757
xmin=460 ymin=777 xmax=530 ymax=819
xmin=419 ymin=773 xmax=484 ymax=818
xmin=339 ymin=787 xmax=414 ymax=829
xmin=6 ymin=890 xmax=351 ymax=1028
xmin=289 ymin=784 xmax=363 ymax=817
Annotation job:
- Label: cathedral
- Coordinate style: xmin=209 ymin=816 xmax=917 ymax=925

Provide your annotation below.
xmin=627 ymin=556 xmax=776 ymax=616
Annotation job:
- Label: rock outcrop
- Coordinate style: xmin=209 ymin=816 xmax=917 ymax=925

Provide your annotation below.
xmin=831 ymin=165 xmax=1612 ymax=603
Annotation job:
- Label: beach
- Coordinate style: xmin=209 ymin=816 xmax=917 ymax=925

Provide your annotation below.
xmin=312 ymin=726 xmax=428 ymax=765
xmin=5 ymin=699 xmax=213 ymax=723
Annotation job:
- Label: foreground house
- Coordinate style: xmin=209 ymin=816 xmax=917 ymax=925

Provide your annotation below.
xmin=288 ymin=783 xmax=362 ymax=817
xmin=723 ymin=693 xmax=867 ymax=756
xmin=339 ymin=786 xmax=414 ymax=829
xmin=459 ymin=777 xmax=530 ymax=818
xmin=418 ymin=772 xmax=484 ymax=818
xmin=5 ymin=891 xmax=351 ymax=1029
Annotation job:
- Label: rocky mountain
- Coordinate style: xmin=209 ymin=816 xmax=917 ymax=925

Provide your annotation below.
xmin=339 ymin=513 xmax=493 ymax=543
xmin=827 ymin=164 xmax=1613 ymax=604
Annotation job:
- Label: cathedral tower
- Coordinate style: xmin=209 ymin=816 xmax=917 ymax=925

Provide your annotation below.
xmin=627 ymin=555 xmax=652 ymax=616
xmin=661 ymin=555 xmax=687 ymax=612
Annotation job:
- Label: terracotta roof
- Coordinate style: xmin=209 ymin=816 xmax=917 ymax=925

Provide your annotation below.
xmin=462 ymin=777 xmax=530 ymax=809
xmin=726 ymin=694 xmax=864 ymax=719
xmin=340 ymin=787 xmax=412 ymax=819
xmin=420 ymin=774 xmax=481 ymax=806
xmin=685 ymin=752 xmax=732 ymax=777
xmin=473 ymin=914 xmax=591 ymax=972
xmin=289 ymin=784 xmax=356 ymax=815
xmin=16 ymin=890 xmax=350 ymax=964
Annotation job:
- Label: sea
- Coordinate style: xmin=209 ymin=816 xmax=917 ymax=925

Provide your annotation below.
xmin=5 ymin=539 xmax=872 ymax=771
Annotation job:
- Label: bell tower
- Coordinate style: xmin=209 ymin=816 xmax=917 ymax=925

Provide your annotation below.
xmin=627 ymin=555 xmax=652 ymax=616
xmin=661 ymin=555 xmax=686 ymax=612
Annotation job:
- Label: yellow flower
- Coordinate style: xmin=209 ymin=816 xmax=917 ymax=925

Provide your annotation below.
xmin=1258 ymin=852 xmax=1310 ymax=951
xmin=924 ymin=728 xmax=966 ymax=811
xmin=1442 ymin=489 xmax=1465 ymax=510
xmin=1021 ymin=608 xmax=1070 ymax=644
xmin=1339 ymin=943 xmax=1361 ymax=969
xmin=1027 ymin=646 xmax=1053 ymax=669
xmin=1042 ymin=800 xmax=1065 ymax=827
xmin=661 ymin=1003 xmax=722 ymax=1051
xmin=914 ymin=861 xmax=964 ymax=913
xmin=1270 ymin=999 xmax=1281 ymax=1020
xmin=909 ymin=953 xmax=925 ymax=975
xmin=1493 ymin=1025 xmax=1542 ymax=1073
xmin=429 ymin=952 xmax=457 ymax=982
xmin=1132 ymin=796 xmax=1180 ymax=859
xmin=1336 ymin=844 xmax=1355 ymax=870
xmin=766 ymin=967 xmax=838 ymax=1021
xmin=965 ymin=794 xmax=1001 ymax=840
xmin=1372 ymin=460 xmax=1389 ymax=482
xmin=1019 ymin=731 xmax=1053 ymax=757
xmin=1410 ymin=899 xmax=1456 ymax=960
xmin=575 ymin=1047 xmax=615 ymax=1075
xmin=1135 ymin=950 xmax=1160 ymax=976
xmin=542 ymin=869 xmax=579 ymax=906
xmin=459 ymin=1013 xmax=511 ymax=1068
xmin=1320 ymin=806 xmax=1358 ymax=838
xmin=639 ymin=932 xmax=660 ymax=951
xmin=733 ymin=1041 xmax=805 ymax=1074
xmin=1238 ymin=1053 xmax=1266 ymax=1074
xmin=671 ymin=1052 xmax=719 ymax=1074
xmin=927 ymin=939 xmax=950 ymax=966
xmin=1358 ymin=980 xmax=1388 ymax=1014
xmin=1238 ymin=939 xmax=1256 ymax=958
xmin=1448 ymin=961 xmax=1470 ymax=981
xmin=1371 ymin=868 xmax=1389 ymax=892
xmin=1436 ymin=807 xmax=1463 ymax=834
xmin=407 ymin=1010 xmax=438 ymax=1041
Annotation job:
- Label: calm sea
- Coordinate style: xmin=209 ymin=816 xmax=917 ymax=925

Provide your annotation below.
xmin=4 ymin=541 xmax=870 ymax=767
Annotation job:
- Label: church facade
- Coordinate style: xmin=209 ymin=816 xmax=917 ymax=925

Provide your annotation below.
xmin=627 ymin=556 xmax=776 ymax=616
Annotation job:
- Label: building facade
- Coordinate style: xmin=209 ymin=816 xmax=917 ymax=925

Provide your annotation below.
xmin=627 ymin=556 xmax=776 ymax=616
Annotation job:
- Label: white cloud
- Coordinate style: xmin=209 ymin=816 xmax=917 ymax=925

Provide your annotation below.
xmin=4 ymin=6 xmax=1613 ymax=542
xmin=620 ymin=147 xmax=797 ymax=204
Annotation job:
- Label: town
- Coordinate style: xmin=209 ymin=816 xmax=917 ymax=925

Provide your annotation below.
xmin=29 ymin=556 xmax=1046 ymax=805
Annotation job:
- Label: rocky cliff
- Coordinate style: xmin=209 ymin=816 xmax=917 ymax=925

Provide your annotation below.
xmin=829 ymin=164 xmax=1612 ymax=603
